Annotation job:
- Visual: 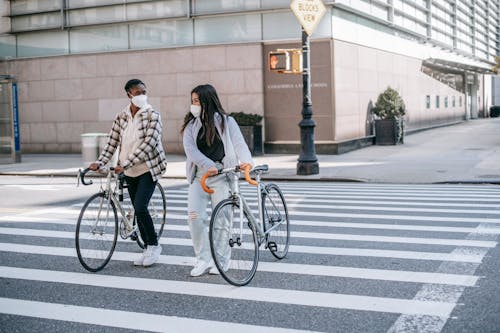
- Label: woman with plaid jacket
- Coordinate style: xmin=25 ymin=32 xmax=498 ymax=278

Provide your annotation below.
xmin=89 ymin=79 xmax=167 ymax=267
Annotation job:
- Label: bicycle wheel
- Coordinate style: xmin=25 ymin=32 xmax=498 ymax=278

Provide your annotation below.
xmin=136 ymin=182 xmax=167 ymax=249
xmin=262 ymin=184 xmax=290 ymax=259
xmin=76 ymin=192 xmax=118 ymax=272
xmin=209 ymin=198 xmax=259 ymax=286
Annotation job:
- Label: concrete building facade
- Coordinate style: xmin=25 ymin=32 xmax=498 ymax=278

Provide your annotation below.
xmin=0 ymin=0 xmax=498 ymax=154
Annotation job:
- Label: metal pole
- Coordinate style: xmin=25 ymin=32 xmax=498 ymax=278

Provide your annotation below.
xmin=297 ymin=27 xmax=319 ymax=175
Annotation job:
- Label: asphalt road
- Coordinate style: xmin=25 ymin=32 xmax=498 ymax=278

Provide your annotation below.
xmin=0 ymin=176 xmax=499 ymax=332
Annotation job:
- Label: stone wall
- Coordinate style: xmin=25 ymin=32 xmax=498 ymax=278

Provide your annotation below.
xmin=333 ymin=40 xmax=466 ymax=141
xmin=0 ymin=43 xmax=264 ymax=154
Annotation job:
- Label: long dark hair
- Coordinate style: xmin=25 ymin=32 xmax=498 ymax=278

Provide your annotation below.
xmin=181 ymin=84 xmax=228 ymax=146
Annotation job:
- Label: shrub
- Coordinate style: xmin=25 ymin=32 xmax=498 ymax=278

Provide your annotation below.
xmin=490 ymin=106 xmax=500 ymax=118
xmin=372 ymin=87 xmax=406 ymax=120
xmin=229 ymin=112 xmax=263 ymax=126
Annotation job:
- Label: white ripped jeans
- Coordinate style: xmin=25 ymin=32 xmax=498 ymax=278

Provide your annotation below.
xmin=187 ymin=167 xmax=230 ymax=264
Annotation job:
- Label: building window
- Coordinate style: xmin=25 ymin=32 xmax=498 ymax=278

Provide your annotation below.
xmin=70 ymin=25 xmax=128 ymax=53
xmin=436 ymin=95 xmax=440 ymax=108
xmin=426 ymin=95 xmax=430 ymax=109
xmin=452 ymin=96 xmax=456 ymax=107
xmin=459 ymin=96 xmax=462 ymax=107
xmin=444 ymin=96 xmax=448 ymax=108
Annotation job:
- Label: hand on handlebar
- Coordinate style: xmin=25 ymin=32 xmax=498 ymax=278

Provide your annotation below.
xmin=114 ymin=165 xmax=124 ymax=175
xmin=89 ymin=162 xmax=100 ymax=171
xmin=239 ymin=162 xmax=252 ymax=171
xmin=200 ymin=164 xmax=257 ymax=194
xmin=206 ymin=167 xmax=218 ymax=177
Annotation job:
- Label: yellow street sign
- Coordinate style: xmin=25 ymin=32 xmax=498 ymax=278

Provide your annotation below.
xmin=290 ymin=0 xmax=327 ymax=36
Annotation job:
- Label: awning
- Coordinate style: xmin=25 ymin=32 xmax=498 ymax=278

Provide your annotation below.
xmin=423 ymin=58 xmax=494 ymax=74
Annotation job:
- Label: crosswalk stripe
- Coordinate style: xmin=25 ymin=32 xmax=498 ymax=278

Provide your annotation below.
xmin=1 ymin=215 xmax=495 ymax=247
xmin=0 ymin=227 xmax=486 ymax=263
xmin=28 ymin=206 xmax=500 ymax=224
xmin=0 ymin=243 xmax=480 ymax=286
xmin=0 ymin=297 xmax=313 ymax=333
xmin=275 ymin=193 xmax=500 ymax=203
xmin=166 ymin=188 xmax=500 ymax=199
xmin=77 ymin=199 xmax=500 ymax=216
xmin=0 ymin=266 xmax=457 ymax=317
xmin=7 ymin=215 xmax=500 ymax=235
xmin=81 ymin=196 xmax=500 ymax=211
xmin=287 ymin=202 xmax=500 ymax=215
xmin=274 ymin=183 xmax=500 ymax=191
xmin=259 ymin=188 xmax=500 ymax=197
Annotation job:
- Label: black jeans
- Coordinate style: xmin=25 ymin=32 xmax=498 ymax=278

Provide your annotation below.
xmin=124 ymin=172 xmax=158 ymax=247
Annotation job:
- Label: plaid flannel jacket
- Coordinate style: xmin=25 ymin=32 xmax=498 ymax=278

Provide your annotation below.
xmin=97 ymin=104 xmax=167 ymax=181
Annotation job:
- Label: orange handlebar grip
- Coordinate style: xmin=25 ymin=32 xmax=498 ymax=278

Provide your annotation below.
xmin=200 ymin=173 xmax=214 ymax=194
xmin=244 ymin=166 xmax=258 ymax=186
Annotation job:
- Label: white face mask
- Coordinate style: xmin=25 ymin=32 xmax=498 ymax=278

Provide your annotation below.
xmin=190 ymin=104 xmax=201 ymax=118
xmin=131 ymin=94 xmax=148 ymax=108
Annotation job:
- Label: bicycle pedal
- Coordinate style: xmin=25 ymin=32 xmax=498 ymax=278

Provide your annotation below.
xmin=129 ymin=232 xmax=138 ymax=241
xmin=268 ymin=241 xmax=278 ymax=252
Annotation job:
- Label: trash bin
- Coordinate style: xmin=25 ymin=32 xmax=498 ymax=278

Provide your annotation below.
xmin=81 ymin=133 xmax=108 ymax=165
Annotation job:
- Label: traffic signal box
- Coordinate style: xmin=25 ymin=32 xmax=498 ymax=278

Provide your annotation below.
xmin=268 ymin=49 xmax=303 ymax=74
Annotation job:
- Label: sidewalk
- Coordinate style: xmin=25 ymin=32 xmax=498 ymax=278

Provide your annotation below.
xmin=1 ymin=118 xmax=499 ymax=184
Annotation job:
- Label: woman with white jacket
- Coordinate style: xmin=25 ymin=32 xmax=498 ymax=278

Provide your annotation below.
xmin=181 ymin=84 xmax=253 ymax=277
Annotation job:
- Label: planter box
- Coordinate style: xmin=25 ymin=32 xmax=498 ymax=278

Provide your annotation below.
xmin=239 ymin=125 xmax=263 ymax=156
xmin=490 ymin=106 xmax=500 ymax=118
xmin=375 ymin=119 xmax=404 ymax=145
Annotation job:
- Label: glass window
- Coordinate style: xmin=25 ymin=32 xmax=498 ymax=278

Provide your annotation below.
xmin=127 ymin=1 xmax=187 ymax=21
xmin=67 ymin=0 xmax=124 ymax=8
xmin=371 ymin=4 xmax=388 ymax=21
xmin=10 ymin=0 xmax=61 ymax=15
xmin=70 ymin=25 xmax=128 ymax=53
xmin=444 ymin=96 xmax=448 ymax=108
xmin=194 ymin=0 xmax=260 ymax=14
xmin=195 ymin=14 xmax=261 ymax=44
xmin=436 ymin=95 xmax=440 ymax=108
xmin=68 ymin=6 xmax=125 ymax=26
xmin=0 ymin=35 xmax=17 ymax=59
xmin=130 ymin=20 xmax=193 ymax=49
xmin=426 ymin=95 xmax=430 ymax=109
xmin=11 ymin=12 xmax=62 ymax=32
xmin=452 ymin=96 xmax=455 ymax=107
xmin=261 ymin=0 xmax=294 ymax=9
xmin=459 ymin=96 xmax=462 ymax=107
xmin=17 ymin=30 xmax=68 ymax=57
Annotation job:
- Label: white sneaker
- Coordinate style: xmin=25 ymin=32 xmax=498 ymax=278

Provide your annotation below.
xmin=142 ymin=245 xmax=162 ymax=267
xmin=209 ymin=261 xmax=229 ymax=275
xmin=190 ymin=260 xmax=213 ymax=277
xmin=208 ymin=266 xmax=219 ymax=275
xmin=133 ymin=249 xmax=146 ymax=266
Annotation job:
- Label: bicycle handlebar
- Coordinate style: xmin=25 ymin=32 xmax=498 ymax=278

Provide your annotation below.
xmin=79 ymin=168 xmax=93 ymax=186
xmin=79 ymin=166 xmax=123 ymax=186
xmin=200 ymin=165 xmax=257 ymax=194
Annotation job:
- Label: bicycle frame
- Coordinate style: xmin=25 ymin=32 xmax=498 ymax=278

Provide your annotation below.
xmin=227 ymin=170 xmax=285 ymax=246
xmin=85 ymin=168 xmax=136 ymax=236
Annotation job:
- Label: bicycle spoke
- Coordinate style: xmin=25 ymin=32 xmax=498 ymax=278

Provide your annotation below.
xmin=262 ymin=184 xmax=290 ymax=259
xmin=210 ymin=199 xmax=259 ymax=286
xmin=76 ymin=193 xmax=118 ymax=272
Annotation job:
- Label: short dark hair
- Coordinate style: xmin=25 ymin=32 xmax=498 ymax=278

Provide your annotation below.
xmin=124 ymin=79 xmax=145 ymax=93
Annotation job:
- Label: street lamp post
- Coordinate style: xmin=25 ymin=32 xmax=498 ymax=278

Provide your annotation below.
xmin=297 ymin=27 xmax=319 ymax=175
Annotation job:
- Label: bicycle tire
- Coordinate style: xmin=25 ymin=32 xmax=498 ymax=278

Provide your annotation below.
xmin=209 ymin=198 xmax=259 ymax=286
xmin=136 ymin=182 xmax=167 ymax=249
xmin=262 ymin=183 xmax=290 ymax=259
xmin=76 ymin=192 xmax=118 ymax=272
